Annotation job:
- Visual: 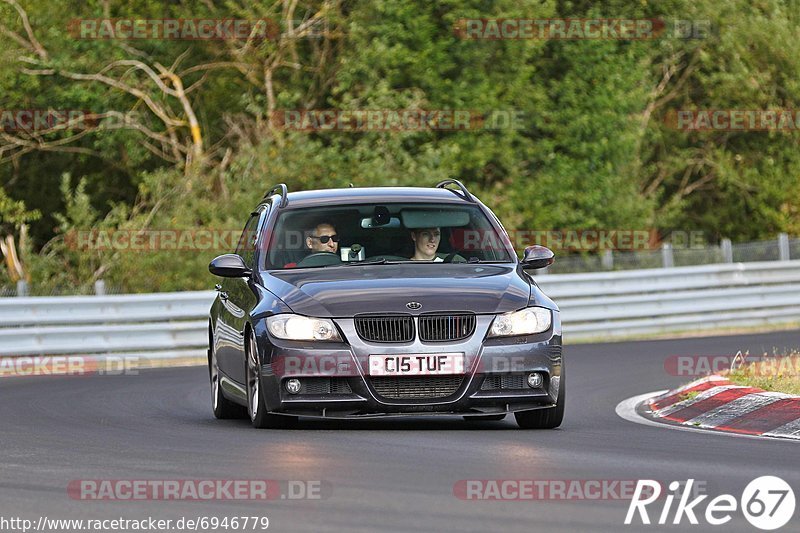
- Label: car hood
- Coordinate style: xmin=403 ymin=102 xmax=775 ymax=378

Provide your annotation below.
xmin=263 ymin=263 xmax=531 ymax=317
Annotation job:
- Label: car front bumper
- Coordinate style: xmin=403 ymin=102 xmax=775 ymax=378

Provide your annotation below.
xmin=254 ymin=312 xmax=563 ymax=418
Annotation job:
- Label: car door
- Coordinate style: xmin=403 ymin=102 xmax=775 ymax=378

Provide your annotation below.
xmin=216 ymin=207 xmax=267 ymax=385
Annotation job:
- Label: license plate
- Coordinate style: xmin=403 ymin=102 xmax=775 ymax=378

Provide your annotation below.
xmin=368 ymin=353 xmax=465 ymax=376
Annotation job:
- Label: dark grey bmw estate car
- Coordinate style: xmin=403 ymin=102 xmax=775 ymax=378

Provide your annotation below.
xmin=208 ymin=180 xmax=563 ymax=429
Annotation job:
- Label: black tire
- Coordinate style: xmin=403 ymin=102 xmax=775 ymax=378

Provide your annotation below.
xmin=246 ymin=333 xmax=297 ymax=429
xmin=209 ymin=341 xmax=244 ymax=419
xmin=463 ymin=414 xmax=506 ymax=421
xmin=514 ymin=366 xmax=565 ymax=429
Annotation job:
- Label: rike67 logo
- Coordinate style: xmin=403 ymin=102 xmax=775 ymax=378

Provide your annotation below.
xmin=625 ymin=477 xmax=795 ymax=530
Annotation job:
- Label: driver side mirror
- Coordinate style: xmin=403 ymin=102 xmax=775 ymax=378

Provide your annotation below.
xmin=209 ymin=254 xmax=252 ymax=278
xmin=521 ymin=245 xmax=555 ymax=270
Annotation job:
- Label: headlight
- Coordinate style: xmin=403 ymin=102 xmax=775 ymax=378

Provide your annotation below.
xmin=488 ymin=307 xmax=552 ymax=337
xmin=266 ymin=314 xmax=342 ymax=342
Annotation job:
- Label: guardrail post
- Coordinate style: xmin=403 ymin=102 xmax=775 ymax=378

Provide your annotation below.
xmin=778 ymin=233 xmax=790 ymax=261
xmin=721 ymin=238 xmax=733 ymax=263
xmin=661 ymin=243 xmax=674 ymax=268
xmin=601 ymin=249 xmax=614 ymax=270
xmin=16 ymin=280 xmax=28 ymax=297
xmin=94 ymin=279 xmax=106 ymax=296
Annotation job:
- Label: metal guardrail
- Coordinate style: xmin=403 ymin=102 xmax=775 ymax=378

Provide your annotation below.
xmin=538 ymin=261 xmax=800 ymax=339
xmin=0 ymin=260 xmax=798 ymax=358
xmin=0 ymin=292 xmax=214 ymax=358
xmin=0 ymin=291 xmax=214 ymax=327
xmin=544 ymin=232 xmax=797 ymax=274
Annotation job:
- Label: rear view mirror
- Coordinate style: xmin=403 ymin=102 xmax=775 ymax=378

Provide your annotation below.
xmin=521 ymin=245 xmax=555 ymax=270
xmin=361 ymin=216 xmax=401 ymax=228
xmin=209 ymin=254 xmax=251 ymax=277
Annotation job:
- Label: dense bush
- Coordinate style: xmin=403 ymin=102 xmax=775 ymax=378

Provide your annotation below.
xmin=1 ymin=0 xmax=798 ymax=292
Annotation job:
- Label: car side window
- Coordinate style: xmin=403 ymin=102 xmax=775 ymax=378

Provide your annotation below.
xmin=235 ymin=211 xmax=263 ymax=270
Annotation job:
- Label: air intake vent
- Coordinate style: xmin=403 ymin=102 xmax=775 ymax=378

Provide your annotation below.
xmin=370 ymin=376 xmax=464 ymax=399
xmin=481 ymin=374 xmax=528 ymax=390
xmin=355 ymin=315 xmax=414 ymax=343
xmin=291 ymin=377 xmax=352 ymax=395
xmin=419 ymin=314 xmax=476 ymax=342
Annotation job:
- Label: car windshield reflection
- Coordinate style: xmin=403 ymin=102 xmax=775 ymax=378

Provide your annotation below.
xmin=263 ymin=202 xmax=515 ymax=270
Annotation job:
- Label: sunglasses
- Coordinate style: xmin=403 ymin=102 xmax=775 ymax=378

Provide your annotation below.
xmin=310 ymin=234 xmax=339 ymax=244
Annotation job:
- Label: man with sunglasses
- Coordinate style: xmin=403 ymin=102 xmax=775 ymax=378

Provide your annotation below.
xmin=305 ymin=222 xmax=340 ymax=254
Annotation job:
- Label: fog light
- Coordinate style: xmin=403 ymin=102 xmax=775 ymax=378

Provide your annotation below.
xmin=527 ymin=372 xmax=543 ymax=388
xmin=285 ymin=378 xmax=301 ymax=394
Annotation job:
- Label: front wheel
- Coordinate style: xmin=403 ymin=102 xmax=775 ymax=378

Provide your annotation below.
xmin=246 ymin=333 xmax=297 ymax=429
xmin=514 ymin=366 xmax=565 ymax=429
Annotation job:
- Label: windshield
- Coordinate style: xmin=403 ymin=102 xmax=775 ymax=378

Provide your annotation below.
xmin=262 ymin=202 xmax=516 ymax=269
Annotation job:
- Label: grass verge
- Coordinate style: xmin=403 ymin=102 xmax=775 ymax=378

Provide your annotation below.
xmin=725 ymin=351 xmax=800 ymax=395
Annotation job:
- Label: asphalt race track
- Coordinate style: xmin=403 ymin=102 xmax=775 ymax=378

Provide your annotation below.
xmin=2 ymin=330 xmax=799 ymax=532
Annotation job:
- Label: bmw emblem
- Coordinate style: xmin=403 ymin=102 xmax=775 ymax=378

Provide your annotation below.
xmin=406 ymin=301 xmax=422 ymax=310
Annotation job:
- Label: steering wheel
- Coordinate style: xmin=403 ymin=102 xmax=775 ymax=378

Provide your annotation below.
xmin=443 ymin=251 xmax=459 ymax=263
xmin=297 ymin=252 xmax=342 ymax=267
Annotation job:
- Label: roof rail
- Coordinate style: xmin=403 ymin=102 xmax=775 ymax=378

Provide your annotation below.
xmin=435 ymin=179 xmax=475 ymax=203
xmin=263 ymin=183 xmax=289 ymax=207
